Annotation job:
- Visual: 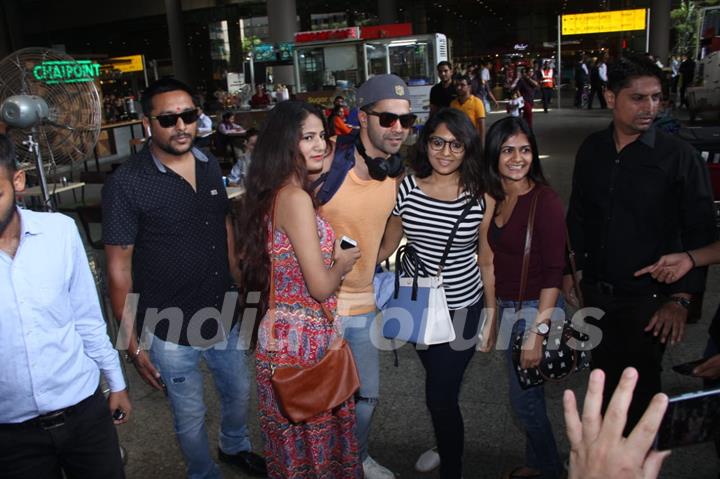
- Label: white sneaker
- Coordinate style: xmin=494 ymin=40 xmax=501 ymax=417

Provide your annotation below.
xmin=414 ymin=447 xmax=440 ymax=472
xmin=362 ymin=455 xmax=395 ymax=479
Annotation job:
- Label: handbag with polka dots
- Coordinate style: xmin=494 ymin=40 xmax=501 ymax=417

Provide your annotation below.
xmin=510 ymin=187 xmax=590 ymax=390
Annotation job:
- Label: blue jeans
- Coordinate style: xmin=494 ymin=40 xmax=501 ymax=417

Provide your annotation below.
xmin=149 ymin=324 xmax=252 ymax=479
xmin=498 ymin=298 xmax=563 ymax=479
xmin=482 ymin=97 xmax=491 ymax=114
xmin=340 ymin=311 xmax=380 ymax=461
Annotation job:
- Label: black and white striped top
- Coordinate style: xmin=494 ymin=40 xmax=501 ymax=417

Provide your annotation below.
xmin=392 ymin=175 xmax=484 ymax=310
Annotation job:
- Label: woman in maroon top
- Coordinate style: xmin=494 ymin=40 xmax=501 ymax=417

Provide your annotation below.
xmin=481 ymin=116 xmax=565 ymax=479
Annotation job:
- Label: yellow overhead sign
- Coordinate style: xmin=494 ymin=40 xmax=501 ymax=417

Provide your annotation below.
xmin=562 ymin=9 xmax=646 ymax=36
xmin=105 ymin=55 xmax=144 ymax=73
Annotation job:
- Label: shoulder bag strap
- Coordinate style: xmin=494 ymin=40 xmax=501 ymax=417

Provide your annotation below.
xmin=437 ymin=198 xmax=477 ymax=276
xmin=565 ymin=227 xmax=585 ymax=309
xmin=518 ymin=187 xmax=543 ymax=306
xmin=268 ymin=191 xmax=334 ymax=323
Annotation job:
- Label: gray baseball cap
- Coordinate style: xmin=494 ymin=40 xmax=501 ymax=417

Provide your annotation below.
xmin=356 ymin=74 xmax=411 ymax=109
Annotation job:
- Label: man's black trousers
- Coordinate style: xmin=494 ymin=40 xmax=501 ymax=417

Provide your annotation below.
xmin=0 ymin=389 xmax=124 ymax=479
xmin=582 ymin=283 xmax=667 ymax=435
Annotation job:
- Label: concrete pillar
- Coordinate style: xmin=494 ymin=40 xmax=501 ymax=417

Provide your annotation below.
xmin=0 ymin=0 xmax=23 ymax=59
xmin=413 ymin=4 xmax=427 ymax=35
xmin=267 ymin=0 xmax=298 ymax=86
xmin=649 ymin=0 xmax=671 ymax=62
xmin=164 ymin=0 xmax=191 ymax=84
xmin=378 ymin=0 xmax=398 ymax=24
xmin=227 ymin=18 xmax=243 ymax=73
xmin=297 ymin=1 xmax=312 ymax=31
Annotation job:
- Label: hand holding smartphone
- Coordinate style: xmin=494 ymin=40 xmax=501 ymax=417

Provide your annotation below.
xmin=340 ymin=235 xmax=357 ymax=250
xmin=334 ymin=236 xmax=360 ymax=278
xmin=672 ymin=358 xmax=708 ymax=377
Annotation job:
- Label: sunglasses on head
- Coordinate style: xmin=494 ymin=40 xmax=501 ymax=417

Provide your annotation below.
xmin=367 ymin=111 xmax=417 ymax=128
xmin=150 ymin=108 xmax=199 ymax=128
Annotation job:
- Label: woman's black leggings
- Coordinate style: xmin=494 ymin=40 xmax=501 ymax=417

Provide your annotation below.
xmin=416 ymin=300 xmax=482 ymax=479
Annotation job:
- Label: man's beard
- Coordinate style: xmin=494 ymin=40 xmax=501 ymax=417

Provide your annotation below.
xmin=154 ymin=133 xmax=194 ymax=156
xmin=368 ymin=128 xmax=405 ymax=156
xmin=0 ymin=198 xmax=16 ymax=237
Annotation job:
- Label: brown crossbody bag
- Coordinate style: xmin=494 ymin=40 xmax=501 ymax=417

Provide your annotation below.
xmin=266 ymin=196 xmax=360 ymax=423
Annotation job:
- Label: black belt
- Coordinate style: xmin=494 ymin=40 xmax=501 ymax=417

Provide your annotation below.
xmin=1 ymin=390 xmax=98 ymax=431
xmin=582 ymin=280 xmax=660 ymax=298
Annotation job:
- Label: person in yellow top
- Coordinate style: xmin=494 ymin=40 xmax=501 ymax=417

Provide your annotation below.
xmin=450 ymin=75 xmax=486 ymax=144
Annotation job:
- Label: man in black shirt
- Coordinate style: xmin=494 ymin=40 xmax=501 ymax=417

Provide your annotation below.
xmin=429 ymin=61 xmax=456 ymax=116
xmin=679 ymin=53 xmax=696 ymax=109
xmin=103 ymin=79 xmax=266 ymax=477
xmin=565 ymin=55 xmax=717 ymax=432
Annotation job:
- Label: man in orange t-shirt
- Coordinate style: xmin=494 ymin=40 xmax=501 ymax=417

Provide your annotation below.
xmin=318 ymin=74 xmax=414 ymax=479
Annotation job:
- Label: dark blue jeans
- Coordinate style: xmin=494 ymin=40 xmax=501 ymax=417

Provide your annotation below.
xmin=498 ymin=298 xmax=563 ymax=479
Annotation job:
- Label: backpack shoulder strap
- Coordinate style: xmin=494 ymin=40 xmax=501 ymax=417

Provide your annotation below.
xmin=314 ymin=134 xmax=356 ymax=205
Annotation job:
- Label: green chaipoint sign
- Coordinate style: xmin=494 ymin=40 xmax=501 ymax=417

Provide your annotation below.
xmin=33 ymin=60 xmax=101 ymax=85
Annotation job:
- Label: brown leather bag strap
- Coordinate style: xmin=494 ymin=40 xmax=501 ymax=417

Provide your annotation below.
xmin=268 ymin=191 xmax=334 ymax=323
xmin=565 ymin=227 xmax=584 ymax=309
xmin=518 ymin=187 xmax=543 ymax=306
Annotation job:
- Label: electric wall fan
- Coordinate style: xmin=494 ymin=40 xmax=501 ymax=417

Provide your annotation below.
xmin=0 ymin=47 xmax=102 ymax=210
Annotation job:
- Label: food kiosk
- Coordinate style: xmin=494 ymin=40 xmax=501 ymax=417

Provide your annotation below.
xmin=293 ymin=25 xmax=449 ymax=122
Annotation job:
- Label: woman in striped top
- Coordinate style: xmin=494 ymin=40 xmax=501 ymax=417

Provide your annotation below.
xmin=378 ymin=108 xmax=496 ymax=479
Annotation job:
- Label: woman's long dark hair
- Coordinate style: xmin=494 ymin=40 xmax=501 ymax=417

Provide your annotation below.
xmin=410 ymin=107 xmax=485 ymax=201
xmin=232 ymin=101 xmax=327 ymax=349
xmin=483 ymin=116 xmax=547 ymax=203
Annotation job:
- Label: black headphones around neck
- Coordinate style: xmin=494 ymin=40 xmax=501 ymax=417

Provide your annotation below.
xmin=354 ymin=135 xmax=404 ymax=181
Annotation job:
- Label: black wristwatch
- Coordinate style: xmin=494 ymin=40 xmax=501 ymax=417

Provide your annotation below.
xmin=670 ymin=296 xmax=691 ymax=310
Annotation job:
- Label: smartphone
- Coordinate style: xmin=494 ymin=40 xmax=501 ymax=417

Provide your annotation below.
xmin=340 ymin=235 xmax=357 ymax=250
xmin=112 ymin=408 xmax=126 ymax=421
xmin=672 ymin=358 xmax=708 ymax=376
xmin=654 ymin=388 xmax=720 ymax=450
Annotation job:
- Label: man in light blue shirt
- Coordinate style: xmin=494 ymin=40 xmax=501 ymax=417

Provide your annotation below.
xmin=0 ymin=135 xmax=131 ymax=479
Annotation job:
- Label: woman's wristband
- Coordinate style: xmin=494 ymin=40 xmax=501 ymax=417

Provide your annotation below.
xmin=685 ymin=250 xmax=697 ymax=268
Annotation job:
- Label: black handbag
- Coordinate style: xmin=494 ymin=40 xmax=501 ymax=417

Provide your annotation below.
xmin=511 ymin=187 xmax=590 ymax=389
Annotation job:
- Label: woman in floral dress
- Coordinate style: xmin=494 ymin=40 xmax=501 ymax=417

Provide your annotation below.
xmin=234 ymin=101 xmax=362 ymax=478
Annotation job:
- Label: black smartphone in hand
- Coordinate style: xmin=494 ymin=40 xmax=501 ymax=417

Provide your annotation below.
xmin=672 ymin=358 xmax=708 ymax=376
xmin=340 ymin=236 xmax=357 ymax=250
xmin=654 ymin=388 xmax=720 ymax=450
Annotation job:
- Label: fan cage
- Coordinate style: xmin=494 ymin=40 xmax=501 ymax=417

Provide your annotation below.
xmin=0 ymin=47 xmax=102 ymax=169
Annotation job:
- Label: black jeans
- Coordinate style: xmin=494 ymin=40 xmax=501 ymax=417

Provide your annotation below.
xmin=0 ymin=389 xmax=124 ymax=479
xmin=588 ymin=83 xmax=606 ymax=109
xmin=541 ymin=87 xmax=553 ymax=111
xmin=574 ymin=84 xmax=585 ymax=107
xmin=582 ymin=283 xmax=667 ymax=434
xmin=416 ymin=301 xmax=482 ymax=479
